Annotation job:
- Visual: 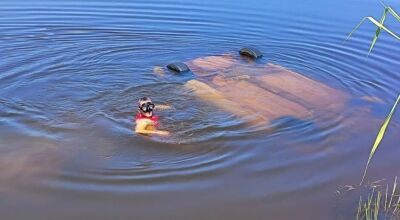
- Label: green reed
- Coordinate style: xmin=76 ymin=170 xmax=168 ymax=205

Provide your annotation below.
xmin=360 ymin=94 xmax=400 ymax=184
xmin=356 ymin=177 xmax=400 ymax=220
xmin=346 ymin=2 xmax=400 ymax=184
xmin=344 ymin=3 xmax=400 ymax=219
xmin=346 ymin=1 xmax=399 ymax=54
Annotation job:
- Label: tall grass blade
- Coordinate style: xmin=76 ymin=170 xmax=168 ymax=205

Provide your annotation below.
xmin=389 ymin=8 xmax=400 ymax=21
xmin=368 ymin=8 xmax=388 ymax=54
xmin=385 ymin=184 xmax=389 ymax=211
xmin=347 ymin=4 xmax=400 ymax=54
xmin=347 ymin=17 xmax=369 ymax=41
xmin=361 ymin=95 xmax=400 ymax=184
xmin=374 ymin=191 xmax=381 ymax=220
xmin=357 ymin=196 xmax=363 ymax=220
xmin=379 ymin=1 xmax=399 ymax=20
xmin=357 ymin=178 xmax=400 ymax=219
xmin=379 ymin=0 xmax=386 ymax=8
xmin=393 ymin=192 xmax=400 ymax=215
xmin=366 ymin=17 xmax=400 ymax=40
xmin=389 ymin=177 xmax=398 ymax=209
xmin=347 ymin=16 xmax=400 ymax=54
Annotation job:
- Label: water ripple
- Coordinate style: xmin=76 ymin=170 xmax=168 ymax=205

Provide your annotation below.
xmin=0 ymin=0 xmax=399 ymax=219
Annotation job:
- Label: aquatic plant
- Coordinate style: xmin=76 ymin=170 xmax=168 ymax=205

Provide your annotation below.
xmin=346 ymin=1 xmax=400 ymax=184
xmin=344 ymin=4 xmax=400 ymax=219
xmin=356 ymin=177 xmax=400 ymax=220
xmin=361 ymin=94 xmax=400 ymax=184
xmin=346 ymin=1 xmax=399 ymax=54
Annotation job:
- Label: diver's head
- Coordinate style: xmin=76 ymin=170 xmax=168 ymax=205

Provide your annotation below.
xmin=138 ymin=97 xmax=155 ymax=117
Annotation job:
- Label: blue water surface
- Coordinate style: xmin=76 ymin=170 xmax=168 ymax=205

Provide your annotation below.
xmin=0 ymin=0 xmax=399 ymax=219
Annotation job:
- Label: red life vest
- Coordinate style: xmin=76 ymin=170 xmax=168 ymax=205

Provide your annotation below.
xmin=135 ymin=113 xmax=159 ymax=125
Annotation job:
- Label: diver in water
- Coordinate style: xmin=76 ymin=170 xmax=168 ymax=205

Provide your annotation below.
xmin=135 ymin=97 xmax=170 ymax=136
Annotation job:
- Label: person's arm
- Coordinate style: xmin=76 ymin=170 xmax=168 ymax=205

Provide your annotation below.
xmin=136 ymin=129 xmax=170 ymax=136
xmin=135 ymin=120 xmax=170 ymax=136
xmin=155 ymin=104 xmax=172 ymax=110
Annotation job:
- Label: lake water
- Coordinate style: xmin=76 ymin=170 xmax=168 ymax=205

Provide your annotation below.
xmin=0 ymin=0 xmax=399 ymax=219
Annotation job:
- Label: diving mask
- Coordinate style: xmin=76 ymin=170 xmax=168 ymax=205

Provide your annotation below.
xmin=139 ymin=102 xmax=155 ymax=113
